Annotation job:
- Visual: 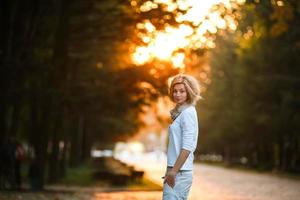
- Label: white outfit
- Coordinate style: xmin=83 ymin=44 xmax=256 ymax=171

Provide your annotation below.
xmin=167 ymin=105 xmax=198 ymax=170
xmin=163 ymin=104 xmax=199 ymax=200
xmin=163 ymin=170 xmax=193 ymax=200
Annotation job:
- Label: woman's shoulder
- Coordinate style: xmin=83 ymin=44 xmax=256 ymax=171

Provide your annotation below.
xmin=181 ymin=105 xmax=197 ymax=115
xmin=179 ymin=105 xmax=198 ymax=125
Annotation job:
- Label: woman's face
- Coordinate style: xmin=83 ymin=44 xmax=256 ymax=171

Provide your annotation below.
xmin=173 ymin=83 xmax=187 ymax=105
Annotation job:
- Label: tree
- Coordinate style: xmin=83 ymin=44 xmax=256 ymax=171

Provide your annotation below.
xmin=199 ymin=0 xmax=300 ymax=172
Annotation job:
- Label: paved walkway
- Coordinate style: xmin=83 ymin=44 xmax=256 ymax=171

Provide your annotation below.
xmin=119 ymin=152 xmax=300 ymax=200
xmin=189 ymin=164 xmax=300 ymax=200
xmin=1 ymin=153 xmax=300 ymax=200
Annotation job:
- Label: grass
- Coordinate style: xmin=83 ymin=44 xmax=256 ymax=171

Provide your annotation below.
xmin=59 ymin=163 xmax=101 ymax=187
xmin=59 ymin=163 xmax=162 ymax=190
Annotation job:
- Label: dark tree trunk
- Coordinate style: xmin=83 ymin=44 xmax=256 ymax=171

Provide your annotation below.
xmin=0 ymin=100 xmax=7 ymax=146
xmin=0 ymin=0 xmax=20 ymax=146
xmin=59 ymin=137 xmax=68 ymax=178
xmin=48 ymin=133 xmax=59 ymax=183
xmin=29 ymin=86 xmax=44 ymax=189
xmin=81 ymin=118 xmax=92 ymax=161
xmin=8 ymin=99 xmax=22 ymax=138
xmin=70 ymin=114 xmax=87 ymax=167
xmin=70 ymin=115 xmax=84 ymax=167
xmin=58 ymin=107 xmax=69 ymax=178
xmin=29 ymin=79 xmax=51 ymax=190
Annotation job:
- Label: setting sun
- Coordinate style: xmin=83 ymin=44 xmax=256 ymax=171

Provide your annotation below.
xmin=131 ymin=0 xmax=245 ymax=67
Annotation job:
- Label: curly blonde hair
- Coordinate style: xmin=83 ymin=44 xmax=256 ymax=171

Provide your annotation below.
xmin=169 ymin=74 xmax=202 ymax=105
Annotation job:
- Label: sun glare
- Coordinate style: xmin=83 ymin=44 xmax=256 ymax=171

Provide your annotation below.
xmin=132 ymin=0 xmax=245 ymax=67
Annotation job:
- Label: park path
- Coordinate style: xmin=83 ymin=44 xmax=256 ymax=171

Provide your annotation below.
xmin=189 ymin=164 xmax=300 ymax=200
xmin=1 ymin=153 xmax=300 ymax=200
xmin=119 ymin=152 xmax=300 ymax=200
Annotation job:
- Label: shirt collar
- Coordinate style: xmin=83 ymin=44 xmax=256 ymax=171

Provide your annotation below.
xmin=170 ymin=103 xmax=190 ymax=121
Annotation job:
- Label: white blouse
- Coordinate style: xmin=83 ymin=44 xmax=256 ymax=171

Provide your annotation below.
xmin=167 ymin=105 xmax=199 ymax=170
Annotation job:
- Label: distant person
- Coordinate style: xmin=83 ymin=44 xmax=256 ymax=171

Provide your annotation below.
xmin=14 ymin=139 xmax=25 ymax=190
xmin=0 ymin=143 xmax=13 ymax=189
xmin=162 ymin=74 xmax=201 ymax=200
xmin=0 ymin=137 xmax=24 ymax=190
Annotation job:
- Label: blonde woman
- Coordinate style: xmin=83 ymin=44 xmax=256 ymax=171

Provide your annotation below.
xmin=163 ymin=74 xmax=201 ymax=200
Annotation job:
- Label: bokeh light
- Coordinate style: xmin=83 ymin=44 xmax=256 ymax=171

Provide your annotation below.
xmin=131 ymin=0 xmax=245 ymax=67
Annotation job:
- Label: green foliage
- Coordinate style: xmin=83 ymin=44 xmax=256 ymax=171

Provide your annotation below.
xmin=198 ymin=0 xmax=300 ymax=172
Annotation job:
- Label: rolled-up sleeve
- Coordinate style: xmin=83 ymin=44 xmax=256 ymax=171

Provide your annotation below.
xmin=180 ymin=109 xmax=198 ymax=152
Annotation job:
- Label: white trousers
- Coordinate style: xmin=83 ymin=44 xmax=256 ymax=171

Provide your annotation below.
xmin=162 ymin=170 xmax=193 ymax=200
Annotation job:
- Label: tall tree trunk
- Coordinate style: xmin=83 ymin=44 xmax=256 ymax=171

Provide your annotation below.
xmin=29 ymin=85 xmax=43 ymax=189
xmin=58 ymin=107 xmax=69 ymax=178
xmin=29 ymin=80 xmax=50 ymax=190
xmin=8 ymin=99 xmax=22 ymax=138
xmin=48 ymin=0 xmax=71 ymax=171
xmin=0 ymin=100 xmax=7 ymax=146
xmin=81 ymin=118 xmax=91 ymax=161
xmin=70 ymin=115 xmax=84 ymax=167
xmin=0 ymin=0 xmax=19 ymax=145
xmin=59 ymin=137 xmax=68 ymax=178
xmin=48 ymin=132 xmax=59 ymax=183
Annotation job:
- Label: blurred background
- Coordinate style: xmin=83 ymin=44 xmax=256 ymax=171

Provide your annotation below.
xmin=0 ymin=0 xmax=299 ymax=199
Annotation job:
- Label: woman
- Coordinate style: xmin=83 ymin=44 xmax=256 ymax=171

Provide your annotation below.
xmin=163 ymin=74 xmax=201 ymax=200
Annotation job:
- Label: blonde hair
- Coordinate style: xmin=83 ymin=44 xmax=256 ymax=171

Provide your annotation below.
xmin=169 ymin=74 xmax=202 ymax=105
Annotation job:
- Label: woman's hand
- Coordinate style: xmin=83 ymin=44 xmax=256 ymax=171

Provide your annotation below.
xmin=164 ymin=170 xmax=177 ymax=188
